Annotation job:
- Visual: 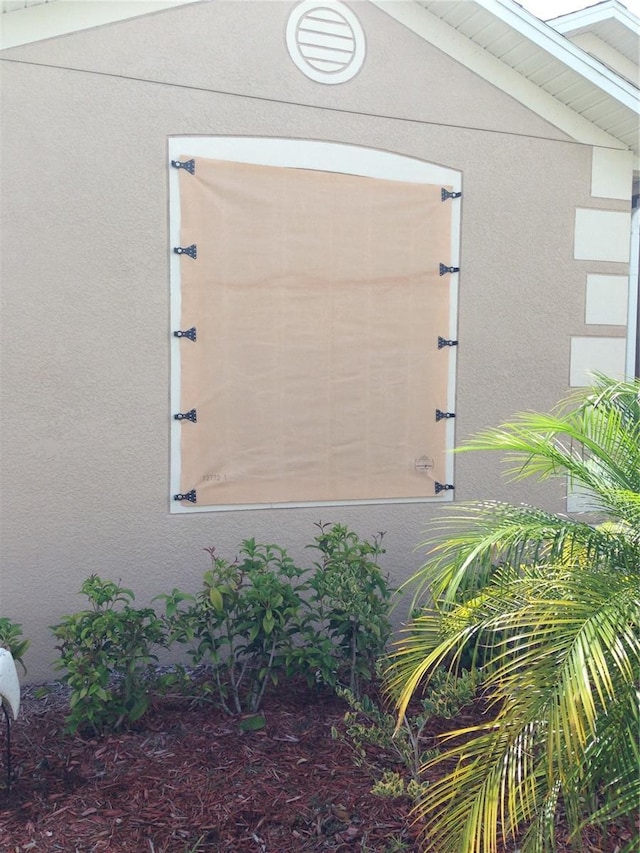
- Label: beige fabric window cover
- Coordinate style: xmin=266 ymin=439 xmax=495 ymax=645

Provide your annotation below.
xmin=175 ymin=157 xmax=454 ymax=507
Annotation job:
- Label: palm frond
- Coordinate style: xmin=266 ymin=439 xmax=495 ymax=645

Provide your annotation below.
xmin=458 ymin=377 xmax=640 ymax=501
xmin=391 ymin=568 xmax=639 ymax=851
xmin=408 ymin=500 xmax=635 ymax=606
xmin=387 ymin=375 xmax=640 ymax=853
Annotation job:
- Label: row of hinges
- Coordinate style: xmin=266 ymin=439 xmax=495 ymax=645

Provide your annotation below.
xmin=171 ymin=160 xmax=463 ymax=206
xmin=173 ymin=331 xmax=456 ymax=348
xmin=174 ymin=408 xmax=453 ymax=425
xmin=174 ymin=482 xmax=454 ymax=503
xmin=173 ymin=245 xmax=460 ymax=275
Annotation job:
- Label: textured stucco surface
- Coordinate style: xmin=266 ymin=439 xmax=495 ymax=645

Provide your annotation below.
xmin=0 ymin=0 xmax=629 ymax=681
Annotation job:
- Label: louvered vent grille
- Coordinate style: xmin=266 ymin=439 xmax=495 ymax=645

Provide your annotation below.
xmin=296 ymin=7 xmax=357 ymax=74
xmin=286 ymin=1 xmax=366 ymax=85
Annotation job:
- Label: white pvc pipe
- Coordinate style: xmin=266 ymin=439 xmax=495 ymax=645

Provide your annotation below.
xmin=626 ymin=206 xmax=639 ymax=379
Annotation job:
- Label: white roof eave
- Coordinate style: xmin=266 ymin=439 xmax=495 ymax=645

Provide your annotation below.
xmin=548 ymin=0 xmax=640 ymax=35
xmin=463 ymin=0 xmax=639 ymax=112
xmin=375 ymin=0 xmax=638 ymax=156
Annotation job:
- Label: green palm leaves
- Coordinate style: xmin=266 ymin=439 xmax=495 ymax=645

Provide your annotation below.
xmin=387 ymin=377 xmax=640 ymax=853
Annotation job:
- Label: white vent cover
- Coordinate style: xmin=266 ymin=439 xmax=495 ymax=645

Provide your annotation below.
xmin=286 ymin=0 xmax=366 ymax=84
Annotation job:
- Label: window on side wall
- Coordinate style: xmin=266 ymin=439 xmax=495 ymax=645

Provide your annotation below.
xmin=169 ymin=138 xmax=461 ymax=512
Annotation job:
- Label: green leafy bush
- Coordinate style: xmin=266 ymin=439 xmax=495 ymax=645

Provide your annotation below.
xmin=417 ymin=666 xmax=478 ymax=720
xmin=333 ymin=667 xmax=475 ymax=786
xmin=51 ymin=576 xmax=168 ymax=734
xmin=0 ymin=617 xmax=29 ymax=673
xmin=333 ymin=687 xmax=423 ymax=779
xmin=166 ymin=525 xmax=394 ymax=711
xmin=168 ymin=539 xmax=308 ymax=714
xmin=305 ymin=523 xmax=392 ymax=694
xmin=54 ymin=525 xmax=393 ymax=731
xmin=370 ymin=770 xmax=429 ymax=804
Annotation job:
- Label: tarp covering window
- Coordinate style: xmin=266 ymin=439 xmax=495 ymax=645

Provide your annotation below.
xmin=172 ymin=151 xmax=458 ymax=508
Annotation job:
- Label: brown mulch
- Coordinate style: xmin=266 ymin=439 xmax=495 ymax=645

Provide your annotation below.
xmin=0 ymin=678 xmax=425 ymax=853
xmin=0 ymin=678 xmax=634 ymax=853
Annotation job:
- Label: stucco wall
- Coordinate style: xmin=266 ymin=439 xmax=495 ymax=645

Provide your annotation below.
xmin=0 ymin=0 xmax=629 ymax=681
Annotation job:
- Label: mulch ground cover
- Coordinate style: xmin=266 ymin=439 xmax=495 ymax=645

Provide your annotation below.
xmin=0 ymin=678 xmax=634 ymax=853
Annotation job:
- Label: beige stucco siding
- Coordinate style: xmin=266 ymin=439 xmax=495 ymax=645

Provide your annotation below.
xmin=1 ymin=0 xmax=575 ymax=142
xmin=0 ymin=0 xmax=629 ymax=681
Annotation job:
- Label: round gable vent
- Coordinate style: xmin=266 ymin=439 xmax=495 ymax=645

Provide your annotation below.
xmin=286 ymin=0 xmax=366 ymax=85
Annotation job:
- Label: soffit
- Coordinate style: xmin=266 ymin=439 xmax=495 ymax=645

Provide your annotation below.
xmin=585 ymin=17 xmax=640 ymax=63
xmin=412 ymin=0 xmax=638 ymax=155
xmin=549 ymin=1 xmax=640 ymax=64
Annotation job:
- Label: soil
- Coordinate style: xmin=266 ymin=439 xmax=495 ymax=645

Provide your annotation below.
xmin=0 ymin=678 xmax=634 ymax=853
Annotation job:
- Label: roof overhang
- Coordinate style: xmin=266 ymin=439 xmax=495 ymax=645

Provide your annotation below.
xmin=549 ymin=0 xmax=639 ymax=63
xmin=548 ymin=1 xmax=640 ymax=85
xmin=371 ymin=0 xmax=639 ymax=161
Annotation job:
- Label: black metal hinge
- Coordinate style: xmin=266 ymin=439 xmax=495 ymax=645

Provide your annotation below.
xmin=438 ymin=336 xmax=458 ymax=349
xmin=171 ymin=159 xmax=195 ymax=174
xmin=174 ymin=490 xmax=197 ymax=503
xmin=435 ymin=482 xmax=455 ymax=494
xmin=174 ymin=244 xmax=197 ymax=259
xmin=173 ymin=327 xmax=197 ymax=342
xmin=436 ymin=409 xmax=456 ymax=421
xmin=174 ymin=409 xmax=197 ymax=423
xmin=440 ymin=263 xmax=460 ymax=276
xmin=441 ymin=188 xmax=462 ymax=201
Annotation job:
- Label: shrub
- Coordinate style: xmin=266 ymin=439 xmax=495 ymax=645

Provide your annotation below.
xmin=165 ymin=525 xmax=394 ymax=711
xmin=333 ymin=666 xmax=476 ymax=786
xmin=0 ymin=617 xmax=29 ymax=673
xmin=169 ymin=539 xmax=308 ymax=714
xmin=304 ymin=523 xmax=392 ymax=695
xmin=51 ymin=576 xmax=168 ymax=734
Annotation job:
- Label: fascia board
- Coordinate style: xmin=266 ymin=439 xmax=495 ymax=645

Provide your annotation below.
xmin=472 ymin=0 xmax=639 ymax=113
xmin=549 ymin=2 xmax=640 ymax=35
xmin=370 ymin=0 xmax=629 ymax=150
